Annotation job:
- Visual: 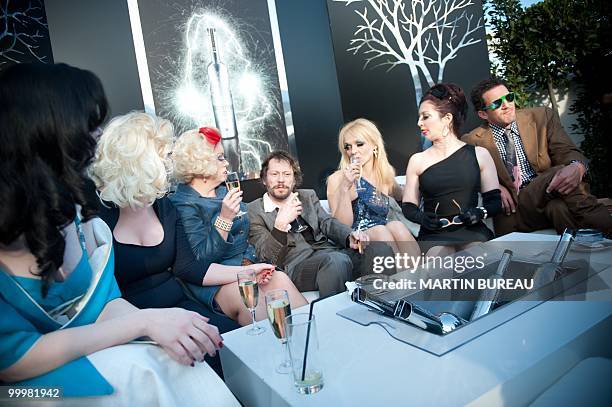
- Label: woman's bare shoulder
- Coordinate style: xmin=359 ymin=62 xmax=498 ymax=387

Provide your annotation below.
xmin=474 ymin=145 xmax=492 ymax=157
xmin=326 ymin=170 xmax=344 ymax=187
xmin=406 ymin=151 xmax=426 ymax=169
xmin=474 ymin=145 xmax=494 ymax=163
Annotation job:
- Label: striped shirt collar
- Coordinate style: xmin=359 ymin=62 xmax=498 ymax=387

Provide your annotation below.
xmin=487 ymin=120 xmax=537 ymax=186
xmin=489 ymin=121 xmax=519 ymax=141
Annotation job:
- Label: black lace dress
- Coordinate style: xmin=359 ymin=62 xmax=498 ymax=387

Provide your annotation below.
xmin=417 ymin=144 xmax=493 ymax=250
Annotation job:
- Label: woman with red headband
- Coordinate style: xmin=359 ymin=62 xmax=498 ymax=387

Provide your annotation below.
xmin=169 ymin=127 xmax=307 ymax=324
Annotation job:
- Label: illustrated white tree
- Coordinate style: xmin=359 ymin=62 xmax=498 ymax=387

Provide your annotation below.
xmin=333 ymin=0 xmax=484 ymax=146
xmin=0 ymin=0 xmax=50 ymax=66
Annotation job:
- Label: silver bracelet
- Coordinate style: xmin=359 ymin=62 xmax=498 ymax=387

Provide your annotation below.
xmin=477 ymin=206 xmax=488 ymax=219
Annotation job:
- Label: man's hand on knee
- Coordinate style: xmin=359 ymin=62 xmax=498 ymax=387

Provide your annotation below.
xmin=500 ymin=185 xmax=516 ymax=215
xmin=546 ymin=163 xmax=585 ymax=195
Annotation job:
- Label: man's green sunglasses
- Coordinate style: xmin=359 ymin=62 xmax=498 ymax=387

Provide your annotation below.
xmin=485 ymin=92 xmax=515 ymax=111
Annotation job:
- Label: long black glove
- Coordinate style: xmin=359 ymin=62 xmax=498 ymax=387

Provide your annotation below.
xmin=458 ymin=189 xmax=502 ymax=225
xmin=401 ymin=202 xmax=443 ymax=230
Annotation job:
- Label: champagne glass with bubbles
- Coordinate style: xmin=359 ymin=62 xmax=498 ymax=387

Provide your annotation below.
xmin=350 ymin=155 xmax=366 ymax=192
xmin=237 ymin=269 xmax=265 ymax=335
xmin=265 ymin=289 xmax=292 ymax=373
xmin=226 ymin=171 xmax=247 ymax=216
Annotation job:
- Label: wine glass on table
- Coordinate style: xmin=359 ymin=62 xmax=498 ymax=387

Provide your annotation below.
xmin=226 ymin=171 xmax=248 ymax=216
xmin=237 ymin=269 xmax=265 ymax=335
xmin=350 ymin=155 xmax=366 ymax=192
xmin=265 ymin=289 xmax=292 ymax=373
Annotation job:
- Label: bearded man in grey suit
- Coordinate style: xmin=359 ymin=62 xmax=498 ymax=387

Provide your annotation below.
xmin=248 ymin=151 xmax=390 ymax=296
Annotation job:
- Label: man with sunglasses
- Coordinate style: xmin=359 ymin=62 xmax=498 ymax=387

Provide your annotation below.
xmin=462 ymin=77 xmax=611 ymax=236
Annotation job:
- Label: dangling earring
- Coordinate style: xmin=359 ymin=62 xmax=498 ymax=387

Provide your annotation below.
xmin=373 ymin=148 xmax=378 ymax=158
xmin=442 ymin=125 xmax=450 ymax=138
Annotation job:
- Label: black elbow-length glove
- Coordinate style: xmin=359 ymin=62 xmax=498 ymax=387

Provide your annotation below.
xmin=401 ymin=202 xmax=443 ymax=231
xmin=457 ymin=189 xmax=502 ymax=225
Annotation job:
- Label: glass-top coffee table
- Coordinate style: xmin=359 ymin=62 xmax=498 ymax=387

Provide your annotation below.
xmin=219 ymin=233 xmax=612 ymax=406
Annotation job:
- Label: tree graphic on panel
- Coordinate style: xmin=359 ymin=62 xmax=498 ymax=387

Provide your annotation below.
xmin=333 ymin=0 xmax=483 ymax=107
xmin=1 ymin=0 xmax=51 ymax=67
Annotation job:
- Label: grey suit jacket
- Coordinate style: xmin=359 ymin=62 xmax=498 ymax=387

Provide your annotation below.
xmin=247 ymin=189 xmax=352 ymax=278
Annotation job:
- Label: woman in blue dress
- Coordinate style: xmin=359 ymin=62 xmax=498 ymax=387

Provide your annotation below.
xmin=327 ymin=118 xmax=421 ymax=260
xmin=0 ymin=63 xmax=237 ymax=405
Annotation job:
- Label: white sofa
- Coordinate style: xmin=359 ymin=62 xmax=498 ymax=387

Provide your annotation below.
xmin=309 ymin=176 xmax=556 ymax=302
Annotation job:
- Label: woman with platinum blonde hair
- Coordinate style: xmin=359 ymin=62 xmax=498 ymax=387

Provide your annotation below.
xmin=93 ymin=112 xmax=173 ymax=208
xmin=170 ymin=127 xmax=307 ymax=322
xmin=92 ymin=112 xmax=243 ymax=375
xmin=92 ymin=113 xmax=282 ymax=377
xmin=327 ymin=118 xmax=420 ymax=260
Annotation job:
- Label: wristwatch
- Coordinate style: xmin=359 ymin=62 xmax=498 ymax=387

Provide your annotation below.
xmin=569 ymin=160 xmax=588 ymax=174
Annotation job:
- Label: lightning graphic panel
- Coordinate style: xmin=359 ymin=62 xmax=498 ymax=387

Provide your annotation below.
xmin=132 ymin=0 xmax=291 ymax=180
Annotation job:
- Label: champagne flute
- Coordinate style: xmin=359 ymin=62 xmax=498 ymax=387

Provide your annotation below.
xmin=289 ymin=195 xmax=308 ymax=233
xmin=290 ymin=216 xmax=309 ymax=233
xmin=226 ymin=171 xmax=248 ymax=216
xmin=350 ymin=155 xmax=365 ymax=192
xmin=265 ymin=289 xmax=292 ymax=373
xmin=237 ymin=269 xmax=265 ymax=335
xmin=353 ymin=192 xmax=366 ymax=254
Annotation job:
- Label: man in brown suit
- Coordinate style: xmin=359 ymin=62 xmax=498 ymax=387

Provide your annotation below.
xmin=463 ymin=78 xmax=611 ymax=236
xmin=248 ymin=151 xmax=392 ymax=296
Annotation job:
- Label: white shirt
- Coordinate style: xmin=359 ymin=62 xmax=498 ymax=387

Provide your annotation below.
xmin=262 ymin=193 xmax=291 ymax=231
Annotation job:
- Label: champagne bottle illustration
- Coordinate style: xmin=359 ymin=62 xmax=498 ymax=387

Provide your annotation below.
xmin=207 ymin=27 xmax=241 ymax=174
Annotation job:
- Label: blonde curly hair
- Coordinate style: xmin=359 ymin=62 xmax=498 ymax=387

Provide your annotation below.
xmin=337 ymin=118 xmax=396 ymax=193
xmin=172 ymin=128 xmax=218 ymax=183
xmin=90 ymin=111 xmax=174 ymax=208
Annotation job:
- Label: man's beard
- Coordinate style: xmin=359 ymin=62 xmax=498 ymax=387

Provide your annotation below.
xmin=268 ymin=184 xmax=293 ymax=200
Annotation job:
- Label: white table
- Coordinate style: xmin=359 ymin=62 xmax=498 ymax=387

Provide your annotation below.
xmin=220 ymin=233 xmax=612 ymax=406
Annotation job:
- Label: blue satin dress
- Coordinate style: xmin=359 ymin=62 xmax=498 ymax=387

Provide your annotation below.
xmin=0 ymin=216 xmax=121 ymax=397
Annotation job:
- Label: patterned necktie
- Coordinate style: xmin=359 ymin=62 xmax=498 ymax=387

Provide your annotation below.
xmin=504 ymin=129 xmax=521 ymax=194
